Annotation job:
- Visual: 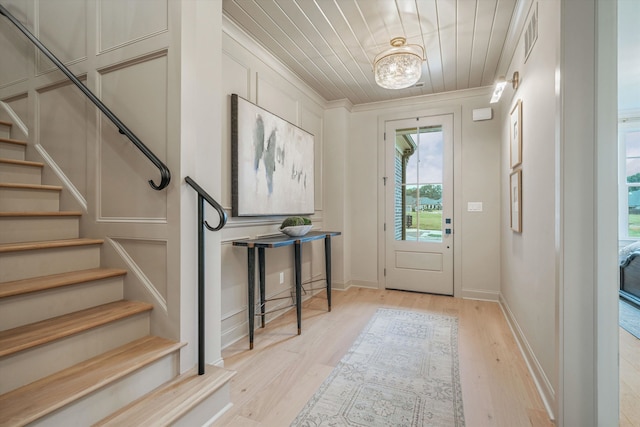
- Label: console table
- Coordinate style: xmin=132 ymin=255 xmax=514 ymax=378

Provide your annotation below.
xmin=232 ymin=231 xmax=341 ymax=349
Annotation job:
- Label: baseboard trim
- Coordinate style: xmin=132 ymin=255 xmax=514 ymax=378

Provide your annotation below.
xmin=460 ymin=288 xmax=500 ymax=301
xmin=499 ymin=293 xmax=556 ymax=422
xmin=347 ymin=280 xmax=379 ymax=290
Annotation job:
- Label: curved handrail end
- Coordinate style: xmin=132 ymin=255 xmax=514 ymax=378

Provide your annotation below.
xmin=149 ymin=167 xmax=171 ymax=191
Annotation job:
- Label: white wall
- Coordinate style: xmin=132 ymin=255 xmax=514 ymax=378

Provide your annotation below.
xmin=347 ymin=88 xmax=502 ymax=299
xmin=219 ymin=18 xmax=329 ymax=348
xmin=498 ymin=0 xmax=559 ymax=417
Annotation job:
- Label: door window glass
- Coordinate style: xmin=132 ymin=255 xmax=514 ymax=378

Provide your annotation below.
xmin=394 ymin=126 xmax=443 ymax=242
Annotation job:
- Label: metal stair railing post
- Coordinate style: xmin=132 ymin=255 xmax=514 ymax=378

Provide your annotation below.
xmin=185 ymin=176 xmax=227 ymax=375
xmin=0 ymin=3 xmax=170 ymax=190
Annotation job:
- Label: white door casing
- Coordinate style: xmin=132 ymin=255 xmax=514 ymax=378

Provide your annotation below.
xmin=384 ymin=114 xmax=454 ymax=295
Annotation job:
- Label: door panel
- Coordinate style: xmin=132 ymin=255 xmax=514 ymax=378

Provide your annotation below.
xmin=385 ymin=114 xmax=453 ymax=295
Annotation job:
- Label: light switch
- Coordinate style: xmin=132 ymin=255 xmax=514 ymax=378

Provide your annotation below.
xmin=467 ymin=202 xmax=483 ymax=212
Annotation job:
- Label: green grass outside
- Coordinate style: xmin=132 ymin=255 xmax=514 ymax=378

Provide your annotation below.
xmin=408 ymin=210 xmax=443 ymax=231
xmin=630 ymin=214 xmax=640 ymax=237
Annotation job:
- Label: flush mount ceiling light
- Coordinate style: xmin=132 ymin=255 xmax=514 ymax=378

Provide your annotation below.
xmin=490 ymin=71 xmax=520 ymax=103
xmin=374 ymin=37 xmax=425 ymax=90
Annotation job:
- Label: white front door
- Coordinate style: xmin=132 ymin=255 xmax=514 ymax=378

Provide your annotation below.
xmin=384 ymin=114 xmax=454 ymax=295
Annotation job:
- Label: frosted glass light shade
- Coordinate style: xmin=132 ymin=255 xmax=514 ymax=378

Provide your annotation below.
xmin=374 ymin=38 xmax=424 ymax=90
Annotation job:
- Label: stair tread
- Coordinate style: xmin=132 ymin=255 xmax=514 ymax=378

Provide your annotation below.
xmin=0 ymin=211 xmax=82 ymax=217
xmin=0 ymin=136 xmax=26 ymax=146
xmin=0 ymin=182 xmax=61 ymax=191
xmin=0 ymin=300 xmax=153 ymax=357
xmin=94 ymin=365 xmax=236 ymax=427
xmin=0 ymin=120 xmax=12 ymax=127
xmin=0 ymin=268 xmax=127 ymax=299
xmin=0 ymin=158 xmax=43 ymax=167
xmin=0 ymin=336 xmax=184 ymax=427
xmin=0 ymin=238 xmax=103 ymax=253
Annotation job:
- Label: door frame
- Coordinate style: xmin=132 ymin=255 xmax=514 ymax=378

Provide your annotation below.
xmin=377 ymin=106 xmax=463 ymax=297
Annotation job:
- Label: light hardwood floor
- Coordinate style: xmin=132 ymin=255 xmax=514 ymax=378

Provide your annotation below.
xmin=621 ymin=327 xmax=640 ymax=426
xmin=215 ymin=287 xmax=553 ymax=427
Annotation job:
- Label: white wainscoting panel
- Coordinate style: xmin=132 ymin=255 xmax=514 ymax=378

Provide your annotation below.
xmin=112 ymin=237 xmax=168 ymax=304
xmin=35 ymin=0 xmax=87 ymax=75
xmin=37 ymin=80 xmax=88 ymax=196
xmin=98 ymin=52 xmax=168 ymax=220
xmin=256 ymin=75 xmax=297 ymax=125
xmin=221 ymin=52 xmax=251 ymax=208
xmin=0 ymin=0 xmax=29 ymax=89
xmin=97 ymin=0 xmax=168 ymax=53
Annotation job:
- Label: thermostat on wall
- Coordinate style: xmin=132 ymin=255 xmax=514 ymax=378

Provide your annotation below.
xmin=472 ymin=108 xmax=493 ymax=121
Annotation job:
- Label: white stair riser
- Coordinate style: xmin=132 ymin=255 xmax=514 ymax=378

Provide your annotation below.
xmin=0 ymin=245 xmax=101 ymax=282
xmin=0 ymin=142 xmax=25 ymax=161
xmin=0 ymin=276 xmax=124 ymax=331
xmin=0 ymin=187 xmax=60 ymax=212
xmin=174 ymin=383 xmax=233 ymax=427
xmin=0 ymin=313 xmax=151 ymax=394
xmin=31 ymin=354 xmax=178 ymax=427
xmin=0 ymin=163 xmax=42 ymax=185
xmin=0 ymin=216 xmax=80 ymax=244
xmin=0 ymin=125 xmax=10 ymax=139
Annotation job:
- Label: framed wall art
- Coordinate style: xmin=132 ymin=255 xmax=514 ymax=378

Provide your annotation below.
xmin=231 ymin=94 xmax=315 ymax=217
xmin=510 ymin=169 xmax=522 ymax=232
xmin=510 ymin=99 xmax=522 ymax=168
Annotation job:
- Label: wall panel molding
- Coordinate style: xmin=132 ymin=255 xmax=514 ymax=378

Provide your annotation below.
xmin=97 ymin=0 xmax=168 ymax=54
xmin=108 ymin=237 xmax=168 ymax=312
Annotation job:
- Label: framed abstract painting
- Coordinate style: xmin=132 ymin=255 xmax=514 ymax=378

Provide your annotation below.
xmin=231 ymin=94 xmax=315 ymax=216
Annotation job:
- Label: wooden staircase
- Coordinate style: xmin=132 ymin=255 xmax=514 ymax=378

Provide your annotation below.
xmin=0 ymin=120 xmax=234 ymax=426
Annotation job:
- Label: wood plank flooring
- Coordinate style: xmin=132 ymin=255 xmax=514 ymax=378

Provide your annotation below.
xmin=620 ymin=327 xmax=640 ymax=426
xmin=215 ymin=287 xmax=554 ymax=427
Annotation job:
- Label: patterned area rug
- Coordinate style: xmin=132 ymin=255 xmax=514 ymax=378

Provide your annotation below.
xmin=620 ymin=299 xmax=640 ymax=339
xmin=291 ymin=308 xmax=465 ymax=427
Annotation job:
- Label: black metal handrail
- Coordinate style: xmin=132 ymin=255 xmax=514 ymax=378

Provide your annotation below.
xmin=0 ymin=4 xmax=170 ymax=190
xmin=185 ymin=176 xmax=227 ymax=375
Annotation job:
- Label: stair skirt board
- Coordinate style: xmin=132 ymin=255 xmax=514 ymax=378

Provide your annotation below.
xmin=25 ymin=354 xmax=178 ymax=427
xmin=0 ymin=244 xmax=101 ymax=282
xmin=0 ymin=275 xmax=124 ymax=331
xmin=0 ymin=312 xmax=151 ymax=394
xmin=0 ymin=215 xmax=80 ymax=244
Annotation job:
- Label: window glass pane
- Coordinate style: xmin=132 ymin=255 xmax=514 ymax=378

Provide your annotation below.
xmin=394 ymin=125 xmax=444 ymax=242
xmin=626 ymin=130 xmax=640 ymax=183
xmin=629 ymin=189 xmax=640 ymax=237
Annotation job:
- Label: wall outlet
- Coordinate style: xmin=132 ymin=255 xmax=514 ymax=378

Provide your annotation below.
xmin=279 ymin=272 xmax=284 ymax=284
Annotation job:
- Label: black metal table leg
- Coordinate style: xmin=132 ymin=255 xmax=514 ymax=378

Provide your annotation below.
xmin=247 ymin=244 xmax=255 ymax=349
xmin=294 ymin=240 xmax=302 ymax=335
xmin=258 ymin=247 xmax=266 ymax=328
xmin=324 ymin=234 xmax=332 ymax=312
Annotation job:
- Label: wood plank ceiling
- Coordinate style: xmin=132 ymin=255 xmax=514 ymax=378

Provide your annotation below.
xmin=222 ymin=0 xmax=527 ymax=105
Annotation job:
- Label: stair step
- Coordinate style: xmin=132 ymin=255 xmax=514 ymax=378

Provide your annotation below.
xmin=0 ymin=211 xmax=82 ymax=244
xmin=0 ymin=238 xmax=102 ymax=282
xmin=0 ymin=158 xmax=44 ymax=185
xmin=0 ymin=268 xmax=127 ymax=331
xmin=0 ymin=336 xmax=184 ymax=427
xmin=0 ymin=137 xmax=26 ymax=161
xmin=95 ymin=365 xmax=236 ymax=427
xmin=0 ymin=120 xmax=11 ymax=127
xmin=0 ymin=237 xmax=102 ymax=253
xmin=0 ymin=300 xmax=153 ymax=358
xmin=0 ymin=183 xmax=62 ymax=212
xmin=0 ymin=268 xmax=126 ymax=299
